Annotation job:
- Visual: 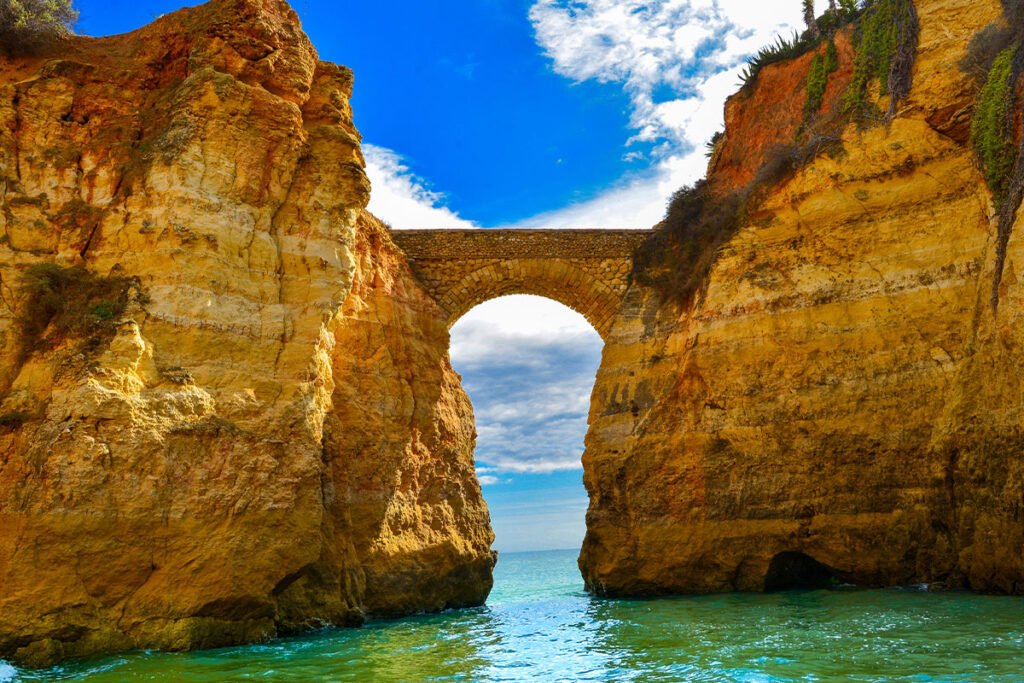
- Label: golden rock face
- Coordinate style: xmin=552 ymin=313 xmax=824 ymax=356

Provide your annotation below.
xmin=579 ymin=0 xmax=1024 ymax=596
xmin=0 ymin=0 xmax=1021 ymax=668
xmin=0 ymin=0 xmax=492 ymax=667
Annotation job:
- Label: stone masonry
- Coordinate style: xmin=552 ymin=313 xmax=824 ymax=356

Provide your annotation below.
xmin=390 ymin=230 xmax=653 ymax=338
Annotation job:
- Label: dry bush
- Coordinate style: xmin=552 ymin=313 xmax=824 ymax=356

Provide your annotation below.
xmin=16 ymin=264 xmax=133 ymax=361
xmin=961 ymin=0 xmax=1024 ymax=82
xmin=961 ymin=24 xmax=1018 ymax=84
xmin=635 ymin=134 xmax=845 ymax=306
xmin=633 ymin=181 xmax=744 ymax=306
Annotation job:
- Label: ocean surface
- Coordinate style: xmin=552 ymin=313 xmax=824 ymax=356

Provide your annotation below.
xmin=5 ymin=548 xmax=1024 ymax=682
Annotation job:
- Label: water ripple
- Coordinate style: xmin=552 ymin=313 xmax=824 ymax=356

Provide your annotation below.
xmin=6 ymin=550 xmax=1024 ymax=682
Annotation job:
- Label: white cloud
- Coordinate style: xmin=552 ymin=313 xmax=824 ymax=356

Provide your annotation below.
xmin=476 ymin=467 xmax=509 ymax=486
xmin=363 ymin=144 xmax=479 ymax=230
xmin=512 ymin=0 xmax=816 ymax=228
xmin=451 ymin=296 xmax=603 ymax=475
xmin=367 ymin=2 xmax=816 ymax=231
xmin=506 ymin=150 xmax=706 ymax=228
xmin=481 ymin=454 xmax=585 ymax=475
xmin=450 ymin=295 xmax=598 ymax=363
xmin=529 ymin=0 xmax=810 ymax=150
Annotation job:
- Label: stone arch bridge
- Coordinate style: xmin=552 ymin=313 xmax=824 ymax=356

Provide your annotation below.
xmin=390 ymin=229 xmax=653 ymax=339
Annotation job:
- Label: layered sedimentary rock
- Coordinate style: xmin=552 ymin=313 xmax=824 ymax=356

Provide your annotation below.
xmin=580 ymin=0 xmax=1024 ymax=595
xmin=3 ymin=0 xmax=1023 ymax=668
xmin=0 ymin=0 xmax=491 ymax=666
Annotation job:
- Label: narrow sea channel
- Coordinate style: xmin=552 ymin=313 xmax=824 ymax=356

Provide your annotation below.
xmin=7 ymin=549 xmax=1024 ymax=682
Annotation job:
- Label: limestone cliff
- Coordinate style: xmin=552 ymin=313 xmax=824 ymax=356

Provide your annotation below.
xmin=3 ymin=0 xmax=1023 ymax=668
xmin=0 ymin=0 xmax=491 ymax=667
xmin=326 ymin=212 xmax=494 ymax=619
xmin=580 ymin=0 xmax=1024 ymax=595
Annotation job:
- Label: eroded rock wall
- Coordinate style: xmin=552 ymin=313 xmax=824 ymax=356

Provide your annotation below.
xmin=581 ymin=0 xmax=1024 ymax=595
xmin=325 ymin=212 xmax=494 ymax=618
xmin=0 ymin=0 xmax=491 ymax=666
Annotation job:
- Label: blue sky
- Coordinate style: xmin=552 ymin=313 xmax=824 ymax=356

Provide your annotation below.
xmin=76 ymin=0 xmax=809 ymax=552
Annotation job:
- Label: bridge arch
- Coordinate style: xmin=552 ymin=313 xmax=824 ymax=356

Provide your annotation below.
xmin=390 ymin=229 xmax=651 ymax=340
xmin=440 ymin=258 xmax=623 ymax=335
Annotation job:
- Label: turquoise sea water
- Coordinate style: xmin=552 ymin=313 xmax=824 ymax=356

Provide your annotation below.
xmin=6 ymin=548 xmax=1024 ymax=682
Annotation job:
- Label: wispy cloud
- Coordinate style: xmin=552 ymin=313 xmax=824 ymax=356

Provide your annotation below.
xmin=366 ymin=3 xmax=811 ymax=231
xmin=529 ymin=0 xmax=729 ymax=147
xmin=514 ymin=0 xmax=810 ymax=228
xmin=476 ymin=467 xmax=510 ymax=486
xmin=363 ymin=144 xmax=479 ymax=230
xmin=529 ymin=0 xmax=808 ymax=153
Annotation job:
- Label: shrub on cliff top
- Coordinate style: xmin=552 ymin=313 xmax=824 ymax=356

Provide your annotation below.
xmin=803 ymin=0 xmax=820 ymax=39
xmin=738 ymin=32 xmax=814 ymax=91
xmin=0 ymin=0 xmax=77 ymax=55
xmin=739 ymin=1 xmax=861 ymax=91
xmin=817 ymin=0 xmax=860 ymax=34
xmin=16 ymin=263 xmax=133 ymax=361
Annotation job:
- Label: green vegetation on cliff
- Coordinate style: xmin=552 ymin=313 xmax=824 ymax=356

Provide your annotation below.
xmin=0 ymin=0 xmax=77 ymax=54
xmin=970 ymin=1 xmax=1024 ymax=310
xmin=965 ymin=0 xmax=1023 ymax=203
xmin=805 ymin=40 xmax=840 ymax=116
xmin=971 ymin=47 xmax=1019 ymax=206
xmin=844 ymin=0 xmax=919 ymax=115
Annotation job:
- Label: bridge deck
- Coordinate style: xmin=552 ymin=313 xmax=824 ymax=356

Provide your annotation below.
xmin=390 ymin=229 xmax=653 ymax=260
